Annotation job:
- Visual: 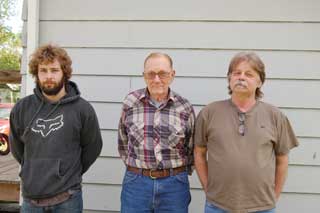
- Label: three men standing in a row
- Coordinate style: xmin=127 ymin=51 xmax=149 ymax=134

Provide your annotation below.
xmin=9 ymin=44 xmax=298 ymax=213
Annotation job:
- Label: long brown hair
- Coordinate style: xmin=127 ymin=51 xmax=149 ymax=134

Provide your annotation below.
xmin=227 ymin=52 xmax=265 ymax=99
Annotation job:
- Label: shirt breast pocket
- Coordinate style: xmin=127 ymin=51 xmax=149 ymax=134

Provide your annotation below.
xmin=166 ymin=125 xmax=186 ymax=147
xmin=127 ymin=122 xmax=145 ymax=147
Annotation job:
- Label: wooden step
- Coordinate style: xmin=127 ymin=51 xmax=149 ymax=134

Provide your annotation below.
xmin=0 ymin=154 xmax=20 ymax=202
xmin=0 ymin=182 xmax=20 ymax=202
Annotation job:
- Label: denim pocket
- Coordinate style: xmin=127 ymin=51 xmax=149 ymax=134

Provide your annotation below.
xmin=205 ymin=200 xmax=217 ymax=208
xmin=123 ymin=171 xmax=139 ymax=185
xmin=69 ymin=189 xmax=82 ymax=199
xmin=60 ymin=190 xmax=83 ymax=212
xmin=205 ymin=200 xmax=227 ymax=212
xmin=174 ymin=171 xmax=189 ymax=185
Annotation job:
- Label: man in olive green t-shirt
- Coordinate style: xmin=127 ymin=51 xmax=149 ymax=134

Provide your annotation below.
xmin=194 ymin=52 xmax=298 ymax=213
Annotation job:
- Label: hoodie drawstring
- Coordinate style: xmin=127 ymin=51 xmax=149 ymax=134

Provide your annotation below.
xmin=22 ymin=99 xmax=44 ymax=140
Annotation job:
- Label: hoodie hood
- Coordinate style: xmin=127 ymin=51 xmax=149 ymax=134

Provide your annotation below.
xmin=34 ymin=80 xmax=80 ymax=104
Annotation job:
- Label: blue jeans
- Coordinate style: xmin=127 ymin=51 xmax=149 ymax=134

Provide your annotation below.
xmin=121 ymin=170 xmax=191 ymax=213
xmin=205 ymin=200 xmax=275 ymax=213
xmin=21 ymin=190 xmax=83 ymax=213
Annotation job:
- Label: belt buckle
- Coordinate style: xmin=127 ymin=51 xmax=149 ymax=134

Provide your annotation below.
xmin=149 ymin=169 xmax=157 ymax=179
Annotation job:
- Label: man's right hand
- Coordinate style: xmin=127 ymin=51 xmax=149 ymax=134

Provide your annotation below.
xmin=194 ymin=145 xmax=208 ymax=193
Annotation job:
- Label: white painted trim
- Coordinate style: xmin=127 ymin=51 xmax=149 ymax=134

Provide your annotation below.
xmin=19 ymin=0 xmax=39 ymax=206
xmin=26 ymin=0 xmax=39 ymax=95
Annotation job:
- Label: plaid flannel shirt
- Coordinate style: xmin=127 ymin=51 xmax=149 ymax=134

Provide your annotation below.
xmin=118 ymin=88 xmax=195 ymax=173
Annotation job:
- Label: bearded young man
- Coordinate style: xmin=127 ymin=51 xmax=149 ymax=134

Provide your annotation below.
xmin=9 ymin=44 xmax=103 ymax=213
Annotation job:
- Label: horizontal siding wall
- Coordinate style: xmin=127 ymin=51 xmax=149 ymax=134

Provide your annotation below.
xmin=22 ymin=48 xmax=320 ymax=79
xmin=22 ymin=0 xmax=320 ymax=212
xmin=22 ymin=21 xmax=320 ymax=50
xmin=23 ymin=0 xmax=320 ymax=22
xmin=68 ymin=75 xmax=320 ymax=108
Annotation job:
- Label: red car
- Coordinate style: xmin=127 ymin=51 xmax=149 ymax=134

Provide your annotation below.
xmin=0 ymin=103 xmax=13 ymax=155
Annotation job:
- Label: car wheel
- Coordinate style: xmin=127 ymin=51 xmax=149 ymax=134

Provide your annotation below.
xmin=0 ymin=134 xmax=10 ymax=155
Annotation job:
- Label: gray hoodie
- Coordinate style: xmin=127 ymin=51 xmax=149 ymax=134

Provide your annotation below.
xmin=9 ymin=81 xmax=103 ymax=199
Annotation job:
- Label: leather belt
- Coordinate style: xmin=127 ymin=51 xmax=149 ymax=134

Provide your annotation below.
xmin=127 ymin=166 xmax=187 ymax=179
xmin=29 ymin=191 xmax=71 ymax=207
xmin=28 ymin=189 xmax=80 ymax=207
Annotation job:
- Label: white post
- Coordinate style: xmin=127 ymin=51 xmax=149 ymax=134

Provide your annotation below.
xmin=19 ymin=0 xmax=40 ymax=206
xmin=26 ymin=0 xmax=39 ymax=96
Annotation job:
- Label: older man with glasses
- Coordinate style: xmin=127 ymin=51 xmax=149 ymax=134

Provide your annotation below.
xmin=118 ymin=52 xmax=195 ymax=213
xmin=194 ymin=52 xmax=299 ymax=213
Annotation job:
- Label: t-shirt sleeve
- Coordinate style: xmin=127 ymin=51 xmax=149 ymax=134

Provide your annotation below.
xmin=194 ymin=108 xmax=208 ymax=147
xmin=275 ymin=113 xmax=299 ymax=155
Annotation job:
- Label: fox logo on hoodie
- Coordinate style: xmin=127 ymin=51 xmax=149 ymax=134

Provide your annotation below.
xmin=31 ymin=114 xmax=64 ymax=137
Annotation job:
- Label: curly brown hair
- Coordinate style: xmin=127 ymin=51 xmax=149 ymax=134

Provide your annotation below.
xmin=227 ymin=52 xmax=265 ymax=99
xmin=28 ymin=44 xmax=72 ymax=80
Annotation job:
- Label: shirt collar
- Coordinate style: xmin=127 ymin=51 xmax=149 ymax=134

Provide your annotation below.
xmin=228 ymin=98 xmax=260 ymax=115
xmin=139 ymin=88 xmax=176 ymax=103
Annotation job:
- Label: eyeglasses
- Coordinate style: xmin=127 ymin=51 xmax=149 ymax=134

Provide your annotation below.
xmin=238 ymin=112 xmax=245 ymax=136
xmin=143 ymin=71 xmax=171 ymax=79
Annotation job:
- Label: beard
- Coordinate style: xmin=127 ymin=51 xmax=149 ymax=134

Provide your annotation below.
xmin=37 ymin=77 xmax=65 ymax=96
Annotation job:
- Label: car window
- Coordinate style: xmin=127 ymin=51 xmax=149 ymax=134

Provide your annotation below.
xmin=0 ymin=108 xmax=11 ymax=119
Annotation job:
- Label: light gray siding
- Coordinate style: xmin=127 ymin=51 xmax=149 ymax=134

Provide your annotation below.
xmin=22 ymin=48 xmax=320 ymax=79
xmin=27 ymin=0 xmax=320 ymax=22
xmin=22 ymin=0 xmax=320 ymax=212
xmin=22 ymin=21 xmax=320 ymax=50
